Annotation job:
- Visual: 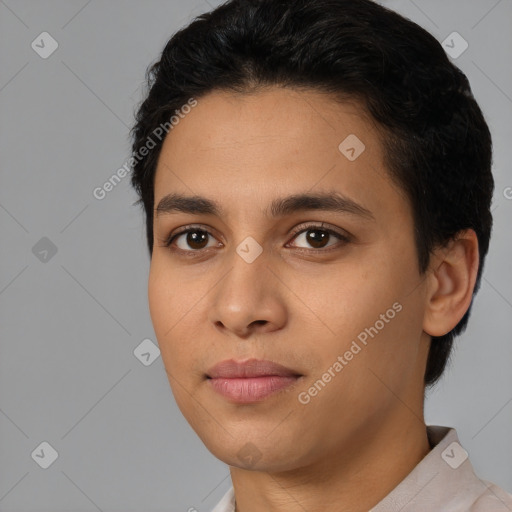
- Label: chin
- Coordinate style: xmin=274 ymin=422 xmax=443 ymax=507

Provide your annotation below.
xmin=200 ymin=431 xmax=306 ymax=473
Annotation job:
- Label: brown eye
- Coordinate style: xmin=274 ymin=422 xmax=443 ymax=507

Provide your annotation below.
xmin=168 ymin=228 xmax=218 ymax=251
xmin=184 ymin=230 xmax=209 ymax=250
xmin=304 ymin=229 xmax=329 ymax=248
xmin=289 ymin=225 xmax=349 ymax=250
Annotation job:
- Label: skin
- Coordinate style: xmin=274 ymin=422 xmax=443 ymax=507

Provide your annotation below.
xmin=148 ymin=87 xmax=479 ymax=512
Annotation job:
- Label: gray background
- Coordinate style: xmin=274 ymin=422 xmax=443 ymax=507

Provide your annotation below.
xmin=0 ymin=0 xmax=511 ymax=511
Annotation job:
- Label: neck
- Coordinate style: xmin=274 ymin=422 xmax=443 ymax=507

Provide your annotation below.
xmin=230 ymin=416 xmax=430 ymax=512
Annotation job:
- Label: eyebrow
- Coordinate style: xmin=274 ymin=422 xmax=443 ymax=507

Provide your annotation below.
xmin=154 ymin=190 xmax=375 ymax=221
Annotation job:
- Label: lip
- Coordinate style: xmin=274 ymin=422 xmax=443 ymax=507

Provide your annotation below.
xmin=207 ymin=358 xmax=301 ymax=379
xmin=206 ymin=358 xmax=302 ymax=403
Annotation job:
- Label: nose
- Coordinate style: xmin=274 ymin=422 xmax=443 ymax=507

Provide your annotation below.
xmin=208 ymin=242 xmax=288 ymax=339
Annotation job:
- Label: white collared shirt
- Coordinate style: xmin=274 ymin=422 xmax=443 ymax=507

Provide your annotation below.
xmin=211 ymin=425 xmax=512 ymax=512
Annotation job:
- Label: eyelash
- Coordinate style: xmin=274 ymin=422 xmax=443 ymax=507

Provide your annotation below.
xmin=160 ymin=223 xmax=351 ymax=256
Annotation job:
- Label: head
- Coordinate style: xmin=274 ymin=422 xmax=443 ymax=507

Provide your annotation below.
xmin=130 ymin=0 xmax=493 ymax=471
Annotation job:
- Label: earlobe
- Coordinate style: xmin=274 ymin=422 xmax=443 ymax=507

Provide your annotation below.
xmin=423 ymin=230 xmax=480 ymax=337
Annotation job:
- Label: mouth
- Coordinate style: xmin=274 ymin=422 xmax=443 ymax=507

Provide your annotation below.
xmin=206 ymin=358 xmax=303 ymax=403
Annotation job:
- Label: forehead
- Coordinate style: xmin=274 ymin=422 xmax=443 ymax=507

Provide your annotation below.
xmin=153 ymin=87 xmax=406 ymax=223
xmin=157 ymin=87 xmax=378 ymax=163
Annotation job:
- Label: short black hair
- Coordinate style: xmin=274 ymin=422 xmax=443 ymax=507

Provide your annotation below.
xmin=130 ymin=0 xmax=494 ymax=387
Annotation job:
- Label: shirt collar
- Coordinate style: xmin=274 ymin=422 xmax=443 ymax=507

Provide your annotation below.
xmin=211 ymin=425 xmax=511 ymax=512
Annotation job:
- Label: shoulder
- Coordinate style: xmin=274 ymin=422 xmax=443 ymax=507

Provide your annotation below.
xmin=211 ymin=486 xmax=235 ymax=512
xmin=469 ymin=480 xmax=512 ymax=511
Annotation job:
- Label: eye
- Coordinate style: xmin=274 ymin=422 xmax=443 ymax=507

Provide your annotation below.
xmin=287 ymin=223 xmax=350 ymax=251
xmin=160 ymin=222 xmax=350 ymax=255
xmin=163 ymin=226 xmax=220 ymax=252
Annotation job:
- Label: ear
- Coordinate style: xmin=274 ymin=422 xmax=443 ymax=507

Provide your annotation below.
xmin=423 ymin=229 xmax=480 ymax=337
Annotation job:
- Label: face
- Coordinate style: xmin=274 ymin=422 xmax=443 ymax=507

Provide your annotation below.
xmin=148 ymin=87 xmax=431 ymax=472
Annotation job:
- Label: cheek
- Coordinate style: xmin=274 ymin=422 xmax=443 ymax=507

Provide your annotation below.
xmin=148 ymin=257 xmax=200 ymax=335
xmin=148 ymin=262 xmax=196 ymax=369
xmin=289 ymin=257 xmax=409 ymax=345
xmin=147 ymin=257 xmax=220 ymax=386
xmin=295 ymin=245 xmax=424 ymax=379
xmin=148 ymin=264 xmax=170 ymax=339
xmin=148 ymin=264 xmax=208 ymax=419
